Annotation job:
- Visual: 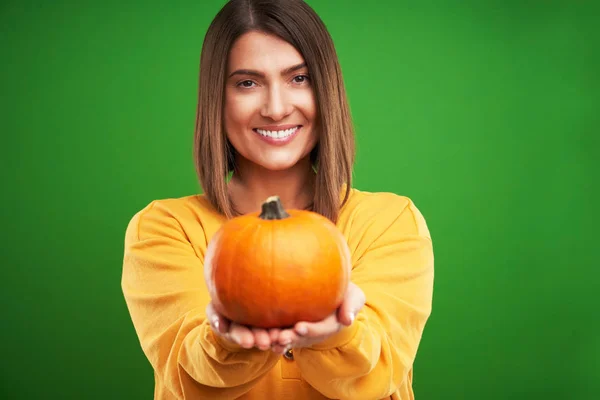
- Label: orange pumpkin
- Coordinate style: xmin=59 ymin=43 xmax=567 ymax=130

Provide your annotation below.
xmin=204 ymin=196 xmax=351 ymax=329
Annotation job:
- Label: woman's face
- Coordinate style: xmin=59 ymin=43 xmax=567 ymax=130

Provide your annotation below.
xmin=224 ymin=31 xmax=317 ymax=172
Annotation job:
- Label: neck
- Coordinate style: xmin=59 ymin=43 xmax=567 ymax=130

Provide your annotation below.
xmin=228 ymin=156 xmax=316 ymax=215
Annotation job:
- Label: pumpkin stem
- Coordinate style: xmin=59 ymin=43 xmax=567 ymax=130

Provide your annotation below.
xmin=259 ymin=196 xmax=290 ymax=220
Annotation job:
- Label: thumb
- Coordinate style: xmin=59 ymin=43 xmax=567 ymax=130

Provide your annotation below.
xmin=206 ymin=302 xmax=230 ymax=334
xmin=337 ymin=282 xmax=366 ymax=326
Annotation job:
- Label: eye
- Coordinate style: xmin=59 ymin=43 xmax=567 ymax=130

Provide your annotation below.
xmin=292 ymin=75 xmax=310 ymax=84
xmin=237 ymin=80 xmax=256 ymax=88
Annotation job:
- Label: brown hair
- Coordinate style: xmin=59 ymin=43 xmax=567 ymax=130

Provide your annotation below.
xmin=193 ymin=0 xmax=355 ymax=223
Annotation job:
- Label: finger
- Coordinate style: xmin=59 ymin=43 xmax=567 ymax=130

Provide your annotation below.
xmin=252 ymin=328 xmax=271 ymax=351
xmin=337 ymin=282 xmax=366 ymax=326
xmin=206 ymin=303 xmax=230 ymax=334
xmin=230 ymin=323 xmax=254 ymax=349
xmin=277 ymin=329 xmax=299 ymax=347
xmin=295 ymin=313 xmax=341 ymax=338
xmin=268 ymin=328 xmax=280 ymax=343
xmin=271 ymin=343 xmax=290 ymax=355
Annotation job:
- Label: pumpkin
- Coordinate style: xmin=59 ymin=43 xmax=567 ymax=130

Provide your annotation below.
xmin=204 ymin=196 xmax=351 ymax=329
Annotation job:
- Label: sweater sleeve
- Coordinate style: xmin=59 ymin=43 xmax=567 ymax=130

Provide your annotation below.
xmin=293 ymin=195 xmax=434 ymax=400
xmin=121 ymin=202 xmax=280 ymax=400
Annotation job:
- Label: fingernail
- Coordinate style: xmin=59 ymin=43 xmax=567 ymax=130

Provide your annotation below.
xmin=348 ymin=312 xmax=355 ymax=323
xmin=213 ymin=319 xmax=220 ymax=331
xmin=281 ymin=338 xmax=291 ymax=345
xmin=297 ymin=325 xmax=307 ymax=335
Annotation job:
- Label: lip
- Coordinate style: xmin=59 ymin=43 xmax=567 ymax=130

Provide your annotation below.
xmin=254 ymin=124 xmax=301 ymax=131
xmin=252 ymin=125 xmax=302 ymax=146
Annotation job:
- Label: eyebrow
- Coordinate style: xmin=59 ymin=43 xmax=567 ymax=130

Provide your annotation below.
xmin=228 ymin=62 xmax=307 ymax=78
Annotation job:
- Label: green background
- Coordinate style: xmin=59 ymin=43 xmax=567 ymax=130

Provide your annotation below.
xmin=2 ymin=0 xmax=598 ymax=399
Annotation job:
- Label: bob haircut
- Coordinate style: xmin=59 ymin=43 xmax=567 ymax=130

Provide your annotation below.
xmin=193 ymin=0 xmax=355 ymax=223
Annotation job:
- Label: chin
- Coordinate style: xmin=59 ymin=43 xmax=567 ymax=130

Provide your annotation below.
xmin=257 ymin=159 xmax=300 ymax=171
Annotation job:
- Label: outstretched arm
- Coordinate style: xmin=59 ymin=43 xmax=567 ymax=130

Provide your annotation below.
xmin=121 ymin=202 xmax=280 ymax=399
xmin=280 ymin=196 xmax=434 ymax=399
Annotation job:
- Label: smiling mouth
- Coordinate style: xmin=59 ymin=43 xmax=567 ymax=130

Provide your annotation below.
xmin=253 ymin=125 xmax=301 ymax=140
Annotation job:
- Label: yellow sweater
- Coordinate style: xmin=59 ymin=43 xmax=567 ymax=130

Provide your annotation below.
xmin=121 ymin=188 xmax=434 ymax=400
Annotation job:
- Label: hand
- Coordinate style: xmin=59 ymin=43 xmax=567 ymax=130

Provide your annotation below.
xmin=206 ymin=302 xmax=280 ymax=351
xmin=273 ymin=282 xmax=366 ymax=354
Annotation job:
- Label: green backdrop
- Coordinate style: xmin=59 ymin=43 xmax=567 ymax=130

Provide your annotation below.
xmin=2 ymin=0 xmax=598 ymax=399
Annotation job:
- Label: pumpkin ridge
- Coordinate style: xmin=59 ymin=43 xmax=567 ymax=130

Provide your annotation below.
xmin=221 ymin=221 xmax=257 ymax=321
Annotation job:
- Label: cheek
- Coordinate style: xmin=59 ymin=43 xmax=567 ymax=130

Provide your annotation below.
xmin=296 ymin=91 xmax=317 ymax=123
xmin=224 ymin=93 xmax=255 ymax=130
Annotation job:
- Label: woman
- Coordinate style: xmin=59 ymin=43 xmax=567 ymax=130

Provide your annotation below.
xmin=121 ymin=0 xmax=434 ymax=399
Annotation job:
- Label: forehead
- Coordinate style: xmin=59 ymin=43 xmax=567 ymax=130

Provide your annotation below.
xmin=227 ymin=31 xmax=306 ymax=71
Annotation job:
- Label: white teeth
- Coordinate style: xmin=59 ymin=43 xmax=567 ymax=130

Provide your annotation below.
xmin=256 ymin=126 xmax=299 ymax=139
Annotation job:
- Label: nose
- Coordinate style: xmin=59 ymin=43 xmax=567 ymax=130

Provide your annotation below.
xmin=260 ymin=85 xmax=292 ymax=121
